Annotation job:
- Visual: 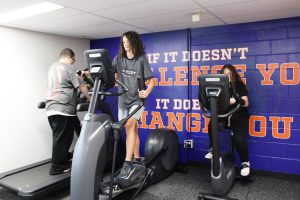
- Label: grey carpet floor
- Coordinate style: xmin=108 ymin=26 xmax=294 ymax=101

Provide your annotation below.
xmin=1 ymin=165 xmax=300 ymax=200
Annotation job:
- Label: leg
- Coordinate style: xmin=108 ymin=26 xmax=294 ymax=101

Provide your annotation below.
xmin=116 ymin=106 xmax=145 ymax=180
xmin=48 ymin=115 xmax=74 ymax=175
xmin=231 ymin=118 xmax=250 ymax=176
xmin=205 ymin=118 xmax=227 ymax=159
xmin=231 ymin=119 xmax=249 ymax=162
xmin=207 ymin=118 xmax=227 ymax=148
xmin=130 ymin=105 xmax=144 ymax=160
xmin=204 ymin=121 xmax=213 ymax=159
xmin=133 ymin=123 xmax=140 ymax=159
xmin=74 ymin=116 xmax=81 ymax=137
xmin=124 ymin=118 xmax=138 ymax=161
xmin=208 ymin=121 xmax=212 ymax=148
xmin=68 ymin=116 xmax=80 ymax=160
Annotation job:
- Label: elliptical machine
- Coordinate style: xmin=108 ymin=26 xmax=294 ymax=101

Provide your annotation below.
xmin=198 ymin=74 xmax=241 ymax=200
xmin=70 ymin=49 xmax=179 ymax=200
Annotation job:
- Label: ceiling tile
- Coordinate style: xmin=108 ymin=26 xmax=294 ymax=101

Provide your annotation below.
xmin=192 ymin=0 xmax=256 ymax=7
xmin=146 ymin=18 xmax=224 ymax=33
xmin=92 ymin=0 xmax=200 ymax=21
xmin=0 ymin=0 xmax=44 ymax=13
xmin=14 ymin=13 xmax=111 ymax=31
xmin=223 ymin=8 xmax=300 ymax=24
xmin=124 ymin=10 xmax=219 ymax=29
xmin=7 ymin=8 xmax=81 ymax=26
xmin=50 ymin=0 xmax=147 ymax=12
xmin=207 ymin=0 xmax=300 ymax=18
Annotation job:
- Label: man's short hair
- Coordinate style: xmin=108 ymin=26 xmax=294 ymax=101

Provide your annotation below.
xmin=59 ymin=48 xmax=75 ymax=59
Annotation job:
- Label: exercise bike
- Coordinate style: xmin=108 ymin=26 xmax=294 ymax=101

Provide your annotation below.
xmin=197 ymin=74 xmax=243 ymax=200
xmin=70 ymin=49 xmax=179 ymax=200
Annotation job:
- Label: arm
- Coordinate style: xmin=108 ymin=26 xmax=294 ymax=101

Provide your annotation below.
xmin=79 ymin=84 xmax=91 ymax=102
xmin=71 ymin=70 xmax=90 ymax=102
xmin=83 ymin=76 xmax=94 ymax=87
xmin=139 ymin=77 xmax=155 ymax=99
xmin=241 ymin=96 xmax=249 ymax=107
xmin=82 ymin=70 xmax=95 ymax=88
xmin=230 ymin=96 xmax=249 ymax=107
xmin=230 ymin=81 xmax=249 ymax=107
xmin=230 ymin=86 xmax=249 ymax=107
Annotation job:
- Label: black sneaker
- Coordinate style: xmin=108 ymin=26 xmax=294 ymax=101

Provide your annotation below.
xmin=49 ymin=167 xmax=71 ymax=175
xmin=132 ymin=157 xmax=145 ymax=163
xmin=116 ymin=161 xmax=135 ymax=180
xmin=49 ymin=161 xmax=71 ymax=175
xmin=132 ymin=157 xmax=141 ymax=162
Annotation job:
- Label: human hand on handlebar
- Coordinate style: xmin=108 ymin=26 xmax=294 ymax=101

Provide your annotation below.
xmin=230 ymin=98 xmax=236 ymax=105
xmin=82 ymin=70 xmax=91 ymax=78
xmin=86 ymin=96 xmax=91 ymax=103
xmin=139 ymin=90 xmax=149 ymax=99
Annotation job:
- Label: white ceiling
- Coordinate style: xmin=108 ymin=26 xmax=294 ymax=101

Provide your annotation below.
xmin=0 ymin=0 xmax=300 ymax=39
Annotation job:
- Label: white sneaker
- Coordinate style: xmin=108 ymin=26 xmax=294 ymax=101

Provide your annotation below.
xmin=205 ymin=148 xmax=213 ymax=159
xmin=240 ymin=162 xmax=250 ymax=176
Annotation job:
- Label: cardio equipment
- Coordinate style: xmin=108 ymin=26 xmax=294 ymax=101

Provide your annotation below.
xmin=198 ymin=74 xmax=241 ymax=200
xmin=0 ymin=67 xmax=123 ymax=200
xmin=70 ymin=49 xmax=179 ymax=200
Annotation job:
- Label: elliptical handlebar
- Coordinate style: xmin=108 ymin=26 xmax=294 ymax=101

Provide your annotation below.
xmin=78 ymin=80 xmax=128 ymax=112
xmin=112 ymin=76 xmax=145 ymax=130
xmin=137 ymin=76 xmax=146 ymax=103
xmin=137 ymin=76 xmax=145 ymax=91
xmin=201 ymin=104 xmax=240 ymax=118
xmin=116 ymin=79 xmax=129 ymax=92
xmin=88 ymin=79 xmax=129 ymax=96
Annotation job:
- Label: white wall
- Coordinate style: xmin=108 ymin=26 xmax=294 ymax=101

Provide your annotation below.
xmin=0 ymin=27 xmax=89 ymax=173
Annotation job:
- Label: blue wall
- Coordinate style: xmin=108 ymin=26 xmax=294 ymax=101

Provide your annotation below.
xmin=91 ymin=16 xmax=300 ymax=175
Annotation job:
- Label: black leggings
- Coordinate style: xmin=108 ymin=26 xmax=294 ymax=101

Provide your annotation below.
xmin=208 ymin=117 xmax=249 ymax=162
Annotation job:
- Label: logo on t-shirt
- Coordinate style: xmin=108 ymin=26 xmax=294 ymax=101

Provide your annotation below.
xmin=122 ymin=69 xmax=137 ymax=77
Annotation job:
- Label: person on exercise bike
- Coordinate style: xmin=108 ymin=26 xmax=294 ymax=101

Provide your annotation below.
xmin=112 ymin=31 xmax=155 ymax=180
xmin=205 ymin=64 xmax=251 ymax=177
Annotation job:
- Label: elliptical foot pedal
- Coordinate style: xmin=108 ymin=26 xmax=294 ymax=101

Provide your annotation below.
xmin=99 ymin=182 xmax=123 ymax=197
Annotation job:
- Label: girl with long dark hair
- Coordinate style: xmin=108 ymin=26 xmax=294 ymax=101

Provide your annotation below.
xmin=205 ymin=64 xmax=250 ymax=177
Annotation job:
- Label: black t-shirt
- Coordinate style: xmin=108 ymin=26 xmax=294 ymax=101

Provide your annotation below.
xmin=230 ymin=81 xmax=250 ymax=120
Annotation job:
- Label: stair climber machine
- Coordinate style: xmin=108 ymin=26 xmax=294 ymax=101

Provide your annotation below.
xmin=70 ymin=49 xmax=179 ymax=200
xmin=197 ymin=74 xmax=242 ymax=200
